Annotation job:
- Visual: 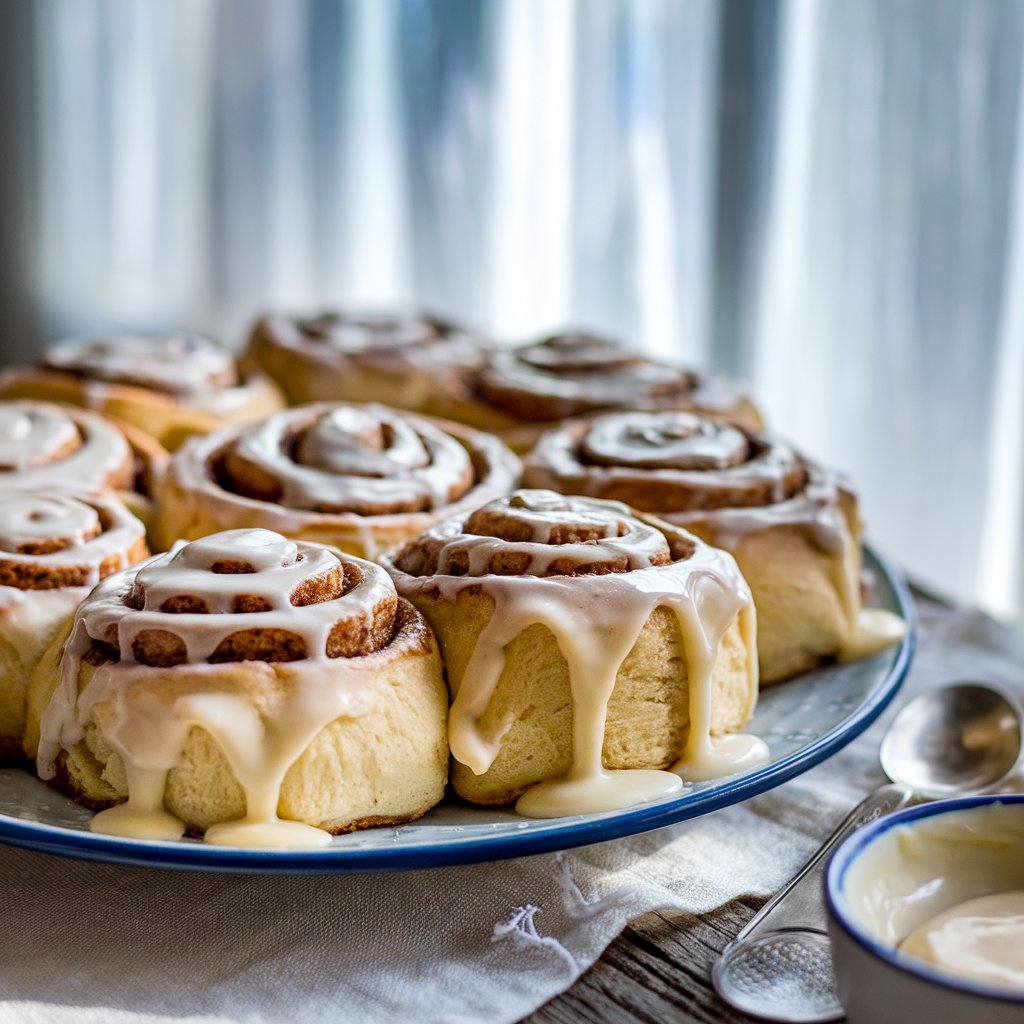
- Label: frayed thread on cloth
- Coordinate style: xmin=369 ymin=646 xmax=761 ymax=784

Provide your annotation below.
xmin=491 ymin=905 xmax=578 ymax=970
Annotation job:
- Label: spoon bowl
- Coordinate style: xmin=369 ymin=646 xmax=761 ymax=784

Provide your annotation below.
xmin=880 ymin=683 xmax=1022 ymax=798
xmin=713 ymin=681 xmax=1024 ymax=1023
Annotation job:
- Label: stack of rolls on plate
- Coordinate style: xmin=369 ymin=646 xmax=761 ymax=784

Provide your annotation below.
xmin=243 ymin=318 xmax=763 ymax=452
xmin=154 ymin=401 xmax=521 ymax=560
xmin=27 ymin=527 xmax=448 ymax=847
xmin=4 ymin=311 xmax=908 ymax=848
xmin=0 ymin=331 xmax=284 ymax=450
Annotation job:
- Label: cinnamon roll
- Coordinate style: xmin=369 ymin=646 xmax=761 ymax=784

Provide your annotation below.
xmin=0 ymin=490 xmax=147 ymax=760
xmin=244 ymin=310 xmax=489 ymax=420
xmin=523 ymin=411 xmax=907 ymax=683
xmin=382 ymin=489 xmax=764 ymax=816
xmin=30 ymin=528 xmax=448 ymax=846
xmin=467 ymin=332 xmax=763 ymax=450
xmin=155 ymin=402 xmax=521 ymax=560
xmin=0 ymin=399 xmax=167 ymax=525
xmin=0 ymin=332 xmax=283 ymax=450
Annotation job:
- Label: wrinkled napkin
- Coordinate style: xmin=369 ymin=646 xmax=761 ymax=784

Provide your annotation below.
xmin=1 ymin=596 xmax=1020 ymax=1024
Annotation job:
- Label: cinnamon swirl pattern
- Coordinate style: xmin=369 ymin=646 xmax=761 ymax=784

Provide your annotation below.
xmin=245 ymin=310 xmax=489 ymax=418
xmin=0 ymin=490 xmax=147 ymax=759
xmin=32 ymin=528 xmax=448 ymax=847
xmin=469 ymin=333 xmax=764 ymax=449
xmin=0 ymin=399 xmax=167 ymax=530
xmin=155 ymin=403 xmax=521 ymax=559
xmin=383 ymin=490 xmax=765 ymax=817
xmin=523 ymin=412 xmax=906 ymax=682
xmin=0 ymin=332 xmax=283 ymax=450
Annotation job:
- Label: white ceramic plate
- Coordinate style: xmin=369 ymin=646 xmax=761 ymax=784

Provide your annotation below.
xmin=0 ymin=546 xmax=914 ymax=873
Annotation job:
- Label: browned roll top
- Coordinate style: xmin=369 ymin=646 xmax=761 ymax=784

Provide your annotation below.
xmin=523 ymin=411 xmax=808 ymax=513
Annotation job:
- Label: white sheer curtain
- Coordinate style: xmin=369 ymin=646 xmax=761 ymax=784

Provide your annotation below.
xmin=8 ymin=0 xmax=1024 ymax=624
xmin=749 ymin=0 xmax=1024 ymax=622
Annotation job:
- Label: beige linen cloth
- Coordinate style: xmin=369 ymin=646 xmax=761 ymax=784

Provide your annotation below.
xmin=0 ymin=596 xmax=1019 ymax=1024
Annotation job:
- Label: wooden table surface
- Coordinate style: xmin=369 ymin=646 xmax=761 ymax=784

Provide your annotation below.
xmin=526 ymin=898 xmax=763 ymax=1024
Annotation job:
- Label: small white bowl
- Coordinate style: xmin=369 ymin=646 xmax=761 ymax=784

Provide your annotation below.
xmin=826 ymin=795 xmax=1024 ymax=1024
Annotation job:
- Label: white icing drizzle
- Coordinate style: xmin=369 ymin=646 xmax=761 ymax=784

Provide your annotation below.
xmin=41 ymin=333 xmax=278 ymax=419
xmin=525 ymin=413 xmax=907 ymax=664
xmin=45 ymin=333 xmax=237 ymax=396
xmin=0 ymin=400 xmax=132 ymax=492
xmin=37 ymin=529 xmax=403 ymax=848
xmin=0 ymin=493 xmax=99 ymax=552
xmin=525 ymin=411 xmax=800 ymax=508
xmin=477 ymin=334 xmax=692 ymax=413
xmin=166 ymin=403 xmax=521 ymax=555
xmin=267 ymin=311 xmax=487 ymax=374
xmin=0 ymin=491 xmax=146 ymax=590
xmin=581 ymin=412 xmax=750 ymax=470
xmin=232 ymin=403 xmax=470 ymax=511
xmin=384 ymin=491 xmax=764 ymax=818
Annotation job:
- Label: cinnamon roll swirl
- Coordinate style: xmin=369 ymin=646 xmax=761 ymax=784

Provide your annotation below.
xmin=524 ymin=411 xmax=906 ymax=682
xmin=0 ymin=490 xmax=147 ymax=759
xmin=382 ymin=489 xmax=764 ymax=816
xmin=31 ymin=528 xmax=448 ymax=846
xmin=0 ymin=332 xmax=283 ymax=450
xmin=467 ymin=332 xmax=763 ymax=450
xmin=0 ymin=399 xmax=168 ymax=530
xmin=155 ymin=403 xmax=521 ymax=559
xmin=245 ymin=310 xmax=489 ymax=420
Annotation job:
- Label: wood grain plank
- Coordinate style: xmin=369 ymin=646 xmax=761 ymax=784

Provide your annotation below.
xmin=525 ymin=897 xmax=765 ymax=1024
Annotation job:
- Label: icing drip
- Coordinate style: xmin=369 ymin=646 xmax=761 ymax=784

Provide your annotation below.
xmin=524 ymin=412 xmax=907 ymax=669
xmin=525 ymin=411 xmax=804 ymax=511
xmin=44 ymin=333 xmax=238 ymax=397
xmin=164 ymin=404 xmax=520 ymax=558
xmin=0 ymin=491 xmax=146 ymax=590
xmin=226 ymin=403 xmax=474 ymax=513
xmin=0 ymin=400 xmax=133 ymax=493
xmin=385 ymin=491 xmax=764 ymax=817
xmin=581 ymin=412 xmax=750 ymax=471
xmin=0 ymin=493 xmax=99 ymax=553
xmin=37 ymin=529 xmax=401 ymax=848
xmin=293 ymin=311 xmax=485 ymax=371
xmin=476 ymin=334 xmax=695 ymax=419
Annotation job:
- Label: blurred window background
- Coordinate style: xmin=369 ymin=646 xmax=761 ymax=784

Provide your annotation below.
xmin=1 ymin=0 xmax=1023 ymax=627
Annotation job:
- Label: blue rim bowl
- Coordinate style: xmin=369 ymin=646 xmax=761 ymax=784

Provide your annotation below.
xmin=827 ymin=793 xmax=1024 ymax=1007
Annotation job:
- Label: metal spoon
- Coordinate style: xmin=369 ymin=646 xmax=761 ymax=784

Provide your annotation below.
xmin=712 ymin=682 xmax=1023 ymax=1024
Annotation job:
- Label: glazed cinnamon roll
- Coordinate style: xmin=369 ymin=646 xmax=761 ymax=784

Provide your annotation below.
xmin=245 ymin=310 xmax=489 ymax=420
xmin=523 ymin=411 xmax=906 ymax=683
xmin=0 ymin=490 xmax=147 ymax=759
xmin=467 ymin=332 xmax=763 ymax=450
xmin=0 ymin=332 xmax=283 ymax=450
xmin=30 ymin=528 xmax=448 ymax=846
xmin=0 ymin=399 xmax=167 ymax=526
xmin=155 ymin=402 xmax=521 ymax=559
xmin=382 ymin=489 xmax=764 ymax=815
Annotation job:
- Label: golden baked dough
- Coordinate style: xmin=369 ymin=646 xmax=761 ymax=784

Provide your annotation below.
xmin=0 ymin=332 xmax=283 ymax=450
xmin=154 ymin=402 xmax=521 ymax=560
xmin=29 ymin=528 xmax=448 ymax=845
xmin=383 ymin=490 xmax=763 ymax=814
xmin=523 ymin=410 xmax=881 ymax=683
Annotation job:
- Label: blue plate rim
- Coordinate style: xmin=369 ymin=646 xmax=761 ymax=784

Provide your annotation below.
xmin=0 ymin=543 xmax=916 ymax=874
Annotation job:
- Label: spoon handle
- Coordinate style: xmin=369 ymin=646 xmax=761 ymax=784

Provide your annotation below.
xmin=740 ymin=782 xmax=914 ymax=938
xmin=712 ymin=784 xmax=915 ymax=1023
